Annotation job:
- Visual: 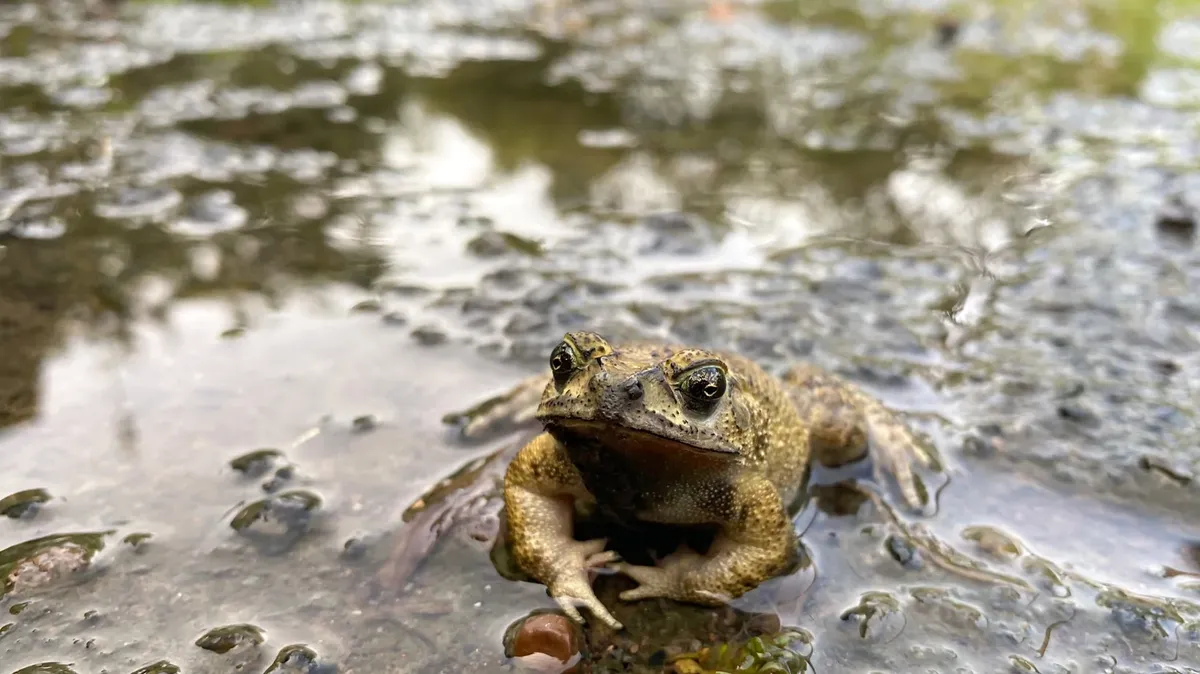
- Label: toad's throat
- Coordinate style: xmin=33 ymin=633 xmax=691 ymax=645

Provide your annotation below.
xmin=543 ymin=418 xmax=740 ymax=458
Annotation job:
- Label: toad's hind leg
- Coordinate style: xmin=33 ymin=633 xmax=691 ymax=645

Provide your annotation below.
xmin=781 ymin=363 xmax=941 ymax=511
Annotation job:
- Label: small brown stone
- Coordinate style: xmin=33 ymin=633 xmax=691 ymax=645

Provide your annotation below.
xmin=509 ymin=613 xmax=582 ymax=673
xmin=7 ymin=542 xmax=91 ymax=594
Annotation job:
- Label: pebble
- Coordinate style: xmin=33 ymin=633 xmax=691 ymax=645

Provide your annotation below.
xmin=507 ymin=613 xmax=584 ymax=673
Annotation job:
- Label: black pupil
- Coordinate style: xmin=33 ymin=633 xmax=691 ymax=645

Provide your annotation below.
xmin=551 ymin=347 xmax=571 ymax=372
xmin=689 ymin=368 xmax=724 ymax=399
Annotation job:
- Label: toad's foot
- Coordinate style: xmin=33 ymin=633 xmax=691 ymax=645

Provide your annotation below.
xmin=783 ymin=363 xmax=943 ymax=513
xmin=442 ymin=372 xmax=550 ymax=439
xmin=863 ymin=399 xmax=942 ymax=513
xmin=612 ymin=547 xmax=732 ymax=606
xmin=545 ymin=538 xmax=624 ymax=630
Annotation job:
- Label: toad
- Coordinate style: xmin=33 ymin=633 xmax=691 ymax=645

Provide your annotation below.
xmin=454 ymin=331 xmax=941 ymax=630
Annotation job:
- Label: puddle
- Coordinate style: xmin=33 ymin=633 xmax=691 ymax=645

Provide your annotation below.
xmin=1 ymin=0 xmax=1199 ymax=672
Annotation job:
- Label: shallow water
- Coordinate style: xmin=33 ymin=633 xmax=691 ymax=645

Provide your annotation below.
xmin=2 ymin=0 xmax=1200 ymax=672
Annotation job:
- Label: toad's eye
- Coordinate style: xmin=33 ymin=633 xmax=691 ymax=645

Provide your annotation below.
xmin=680 ymin=365 xmax=727 ymax=404
xmin=549 ymin=341 xmax=580 ymax=385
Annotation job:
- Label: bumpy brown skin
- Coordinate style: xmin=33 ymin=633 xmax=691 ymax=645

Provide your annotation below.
xmin=473 ymin=331 xmax=937 ymax=631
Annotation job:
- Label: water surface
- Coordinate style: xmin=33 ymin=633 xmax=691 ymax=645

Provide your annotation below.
xmin=2 ymin=0 xmax=1200 ymax=672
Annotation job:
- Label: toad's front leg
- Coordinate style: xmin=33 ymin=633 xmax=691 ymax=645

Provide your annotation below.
xmin=612 ymin=475 xmax=796 ymax=606
xmin=504 ymin=432 xmax=623 ymax=630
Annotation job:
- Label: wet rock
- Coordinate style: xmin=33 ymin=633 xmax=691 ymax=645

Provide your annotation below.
xmin=377 ymin=282 xmax=433 ymax=299
xmin=128 ymin=661 xmax=181 ymax=674
xmin=840 ymin=591 xmax=905 ymax=642
xmin=1150 ymin=358 xmax=1180 ymax=376
xmin=636 ymin=212 xmax=711 ymax=255
xmin=962 ymin=525 xmax=1023 ymax=561
xmin=0 ymin=487 xmax=51 ymax=519
xmin=1021 ymin=559 xmax=1071 ymax=598
xmin=885 ymin=534 xmax=922 ymax=569
xmin=466 ymin=230 xmax=544 ymax=258
xmin=961 ymin=432 xmax=1000 ymax=459
xmin=1155 ymin=195 xmax=1196 ymax=245
xmin=341 ymin=536 xmax=369 ymax=560
xmin=1137 ymin=455 xmax=1193 ymax=486
xmin=411 ymin=324 xmax=448 ymax=346
xmin=1055 ymin=402 xmax=1100 ymax=427
xmin=229 ymin=448 xmax=286 ymax=478
xmin=260 ymin=463 xmax=297 ymax=493
xmin=263 ymin=643 xmax=334 ymax=673
xmin=351 ymin=414 xmax=378 ymax=433
xmin=195 ymin=623 xmax=266 ymax=654
xmin=504 ymin=309 xmax=551 ymax=338
xmin=350 ymin=299 xmax=381 ymax=313
xmin=229 ymin=489 xmax=323 ymax=554
xmin=12 ymin=664 xmax=79 ymax=674
xmin=910 ymin=587 xmax=987 ymax=632
xmin=122 ymin=532 xmax=153 ymax=552
xmin=935 ymin=18 xmax=960 ymax=48
xmin=381 ymin=311 xmax=408 ymax=326
xmin=504 ymin=611 xmax=583 ymax=673
xmin=1 ymin=532 xmax=108 ymax=598
xmin=1095 ymin=587 xmax=1183 ymax=645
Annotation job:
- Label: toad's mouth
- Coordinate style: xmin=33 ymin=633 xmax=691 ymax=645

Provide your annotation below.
xmin=543 ymin=418 xmax=741 ymax=458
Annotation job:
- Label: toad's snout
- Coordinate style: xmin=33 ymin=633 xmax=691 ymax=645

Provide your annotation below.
xmin=594 ymin=371 xmax=649 ymax=417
